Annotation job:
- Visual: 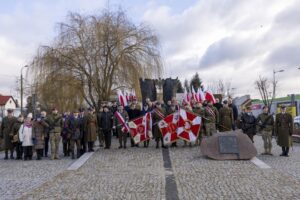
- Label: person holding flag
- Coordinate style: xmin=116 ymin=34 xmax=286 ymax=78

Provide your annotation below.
xmin=193 ymin=102 xmax=205 ymax=145
xmin=152 ymin=102 xmax=167 ymax=148
xmin=113 ymin=105 xmax=129 ymax=149
xmin=203 ymin=100 xmax=219 ymax=136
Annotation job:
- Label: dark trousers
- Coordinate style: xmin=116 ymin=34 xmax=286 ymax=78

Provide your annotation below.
xmin=87 ymin=142 xmax=94 ymax=152
xmin=117 ymin=128 xmax=127 ymax=147
xmin=15 ymin=142 xmax=23 ymax=159
xmin=23 ymin=146 xmax=33 ymax=160
xmin=44 ymin=137 xmax=49 ymax=156
xmin=63 ymin=139 xmax=71 ymax=156
xmin=143 ymin=140 xmax=149 ymax=147
xmin=71 ymin=139 xmax=81 ymax=158
xmin=103 ymin=129 xmax=112 ymax=148
xmin=36 ymin=149 xmax=43 ymax=160
xmin=282 ymin=147 xmax=290 ymax=155
xmin=4 ymin=147 xmax=14 ymax=159
xmin=81 ymin=135 xmax=87 ymax=154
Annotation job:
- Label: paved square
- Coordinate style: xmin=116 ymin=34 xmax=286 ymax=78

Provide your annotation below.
xmin=1 ymin=135 xmax=300 ymax=200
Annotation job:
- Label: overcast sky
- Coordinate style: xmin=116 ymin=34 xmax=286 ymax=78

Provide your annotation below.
xmin=0 ymin=0 xmax=299 ymax=100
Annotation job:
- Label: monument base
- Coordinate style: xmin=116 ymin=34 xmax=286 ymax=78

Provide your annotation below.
xmin=200 ymin=130 xmax=257 ymax=160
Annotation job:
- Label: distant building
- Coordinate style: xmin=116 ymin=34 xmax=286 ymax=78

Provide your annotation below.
xmin=0 ymin=95 xmax=17 ymax=118
xmin=251 ymin=94 xmax=300 ymax=117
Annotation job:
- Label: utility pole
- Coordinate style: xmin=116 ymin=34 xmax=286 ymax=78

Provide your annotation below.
xmin=20 ymin=65 xmax=28 ymax=114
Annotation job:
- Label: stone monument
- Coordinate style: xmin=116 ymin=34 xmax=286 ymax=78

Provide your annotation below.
xmin=200 ymin=130 xmax=257 ymax=160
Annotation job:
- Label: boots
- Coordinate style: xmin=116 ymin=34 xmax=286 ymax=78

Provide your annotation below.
xmin=4 ymin=150 xmax=8 ymax=160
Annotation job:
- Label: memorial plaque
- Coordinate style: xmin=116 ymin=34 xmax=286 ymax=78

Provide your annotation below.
xmin=218 ymin=136 xmax=239 ymax=154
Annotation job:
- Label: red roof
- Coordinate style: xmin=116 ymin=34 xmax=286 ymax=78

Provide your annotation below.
xmin=0 ymin=96 xmax=12 ymax=106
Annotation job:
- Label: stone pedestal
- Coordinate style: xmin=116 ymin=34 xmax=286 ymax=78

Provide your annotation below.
xmin=200 ymin=130 xmax=257 ymax=160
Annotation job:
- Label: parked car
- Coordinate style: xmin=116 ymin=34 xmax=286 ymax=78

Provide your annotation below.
xmin=294 ymin=116 xmax=300 ymax=129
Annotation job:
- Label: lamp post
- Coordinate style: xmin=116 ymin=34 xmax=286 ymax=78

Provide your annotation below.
xmin=20 ymin=65 xmax=28 ymax=114
xmin=273 ymin=69 xmax=284 ymax=99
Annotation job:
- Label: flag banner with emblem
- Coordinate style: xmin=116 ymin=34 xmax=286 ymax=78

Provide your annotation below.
xmin=158 ymin=112 xmax=179 ymax=144
xmin=128 ymin=115 xmax=151 ymax=144
xmin=177 ymin=108 xmax=201 ymax=142
xmin=114 ymin=111 xmax=129 ymax=133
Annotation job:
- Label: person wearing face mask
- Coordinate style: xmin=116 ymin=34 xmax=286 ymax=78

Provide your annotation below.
xmin=11 ymin=114 xmax=24 ymax=160
xmin=275 ymin=105 xmax=293 ymax=157
xmin=0 ymin=109 xmax=17 ymax=160
xmin=19 ymin=113 xmax=34 ymax=160
xmin=241 ymin=106 xmax=256 ymax=143
xmin=47 ymin=108 xmax=63 ymax=160
xmin=68 ymin=110 xmax=83 ymax=159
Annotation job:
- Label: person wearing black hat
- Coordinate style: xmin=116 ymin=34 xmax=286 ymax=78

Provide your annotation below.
xmin=275 ymin=105 xmax=293 ymax=157
xmin=0 ymin=109 xmax=17 ymax=159
xmin=241 ymin=106 xmax=256 ymax=142
xmin=127 ymin=103 xmax=142 ymax=147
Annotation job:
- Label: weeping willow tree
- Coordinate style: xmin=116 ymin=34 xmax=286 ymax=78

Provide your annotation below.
xmin=30 ymin=9 xmax=162 ymax=111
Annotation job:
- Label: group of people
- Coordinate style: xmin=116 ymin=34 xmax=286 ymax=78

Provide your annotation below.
xmin=0 ymin=96 xmax=294 ymax=161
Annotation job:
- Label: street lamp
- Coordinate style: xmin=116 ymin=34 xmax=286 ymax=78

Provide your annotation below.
xmin=273 ymin=69 xmax=284 ymax=99
xmin=20 ymin=65 xmax=28 ymax=114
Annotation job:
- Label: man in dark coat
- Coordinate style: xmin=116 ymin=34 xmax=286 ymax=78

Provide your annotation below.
xmin=213 ymin=98 xmax=223 ymax=111
xmin=275 ymin=105 xmax=293 ymax=157
xmin=0 ymin=109 xmax=17 ymax=159
xmin=241 ymin=106 xmax=256 ymax=142
xmin=228 ymin=98 xmax=239 ymax=130
xmin=99 ymin=106 xmax=113 ymax=149
xmin=11 ymin=114 xmax=24 ymax=160
xmin=68 ymin=111 xmax=83 ymax=159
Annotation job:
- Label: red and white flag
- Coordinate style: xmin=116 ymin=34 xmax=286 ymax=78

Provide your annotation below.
xmin=117 ymin=90 xmax=128 ymax=107
xmin=205 ymin=90 xmax=216 ymax=104
xmin=197 ymin=89 xmax=205 ymax=103
xmin=183 ymin=90 xmax=190 ymax=103
xmin=158 ymin=112 xmax=179 ymax=144
xmin=128 ymin=115 xmax=151 ymax=144
xmin=130 ymin=89 xmax=137 ymax=101
xmin=191 ymin=86 xmax=199 ymax=102
xmin=114 ymin=111 xmax=129 ymax=133
xmin=177 ymin=108 xmax=201 ymax=142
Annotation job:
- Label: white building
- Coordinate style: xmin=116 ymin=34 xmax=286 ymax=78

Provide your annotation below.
xmin=0 ymin=95 xmax=17 ymax=117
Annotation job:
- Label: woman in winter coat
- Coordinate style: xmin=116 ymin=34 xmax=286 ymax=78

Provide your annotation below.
xmin=19 ymin=113 xmax=34 ymax=160
xmin=33 ymin=115 xmax=49 ymax=160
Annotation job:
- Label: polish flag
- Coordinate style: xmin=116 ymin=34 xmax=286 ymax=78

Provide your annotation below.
xmin=205 ymin=90 xmax=216 ymax=104
xmin=117 ymin=90 xmax=128 ymax=107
